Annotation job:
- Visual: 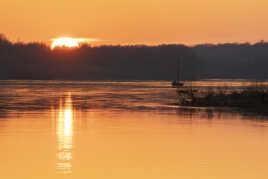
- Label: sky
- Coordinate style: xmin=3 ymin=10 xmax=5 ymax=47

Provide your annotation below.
xmin=1 ymin=0 xmax=268 ymax=45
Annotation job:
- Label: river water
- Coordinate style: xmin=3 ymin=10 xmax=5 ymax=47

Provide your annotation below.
xmin=0 ymin=80 xmax=268 ymax=179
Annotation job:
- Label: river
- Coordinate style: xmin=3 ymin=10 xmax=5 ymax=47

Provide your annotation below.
xmin=0 ymin=80 xmax=268 ymax=179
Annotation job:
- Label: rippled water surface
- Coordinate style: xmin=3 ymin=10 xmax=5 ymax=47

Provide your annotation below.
xmin=0 ymin=80 xmax=268 ymax=179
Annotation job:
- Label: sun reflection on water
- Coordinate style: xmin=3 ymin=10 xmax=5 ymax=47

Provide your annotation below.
xmin=56 ymin=93 xmax=73 ymax=174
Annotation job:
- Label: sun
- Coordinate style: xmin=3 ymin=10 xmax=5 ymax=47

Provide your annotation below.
xmin=51 ymin=37 xmax=86 ymax=49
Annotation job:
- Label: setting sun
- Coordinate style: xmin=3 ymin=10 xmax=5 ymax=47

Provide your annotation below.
xmin=51 ymin=37 xmax=86 ymax=49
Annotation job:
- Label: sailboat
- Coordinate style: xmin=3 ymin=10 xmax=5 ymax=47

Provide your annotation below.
xmin=172 ymin=57 xmax=184 ymax=87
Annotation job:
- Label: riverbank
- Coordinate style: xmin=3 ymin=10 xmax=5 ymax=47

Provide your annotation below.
xmin=177 ymin=84 xmax=268 ymax=115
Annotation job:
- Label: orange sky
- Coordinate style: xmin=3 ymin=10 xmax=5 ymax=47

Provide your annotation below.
xmin=1 ymin=0 xmax=268 ymax=45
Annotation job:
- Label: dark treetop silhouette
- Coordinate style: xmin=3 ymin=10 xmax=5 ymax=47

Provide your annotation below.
xmin=1 ymin=34 xmax=268 ymax=80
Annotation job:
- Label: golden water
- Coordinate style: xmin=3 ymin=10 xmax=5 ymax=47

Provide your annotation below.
xmin=0 ymin=80 xmax=268 ymax=179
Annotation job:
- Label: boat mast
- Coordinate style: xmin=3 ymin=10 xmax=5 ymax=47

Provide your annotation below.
xmin=176 ymin=58 xmax=179 ymax=82
xmin=177 ymin=56 xmax=183 ymax=82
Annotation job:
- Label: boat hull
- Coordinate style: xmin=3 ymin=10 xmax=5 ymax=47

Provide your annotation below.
xmin=172 ymin=81 xmax=184 ymax=88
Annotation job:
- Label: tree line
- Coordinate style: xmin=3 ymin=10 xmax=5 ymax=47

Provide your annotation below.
xmin=1 ymin=34 xmax=268 ymax=80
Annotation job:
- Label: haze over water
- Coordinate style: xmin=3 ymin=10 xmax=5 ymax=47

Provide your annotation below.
xmin=0 ymin=80 xmax=268 ymax=179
